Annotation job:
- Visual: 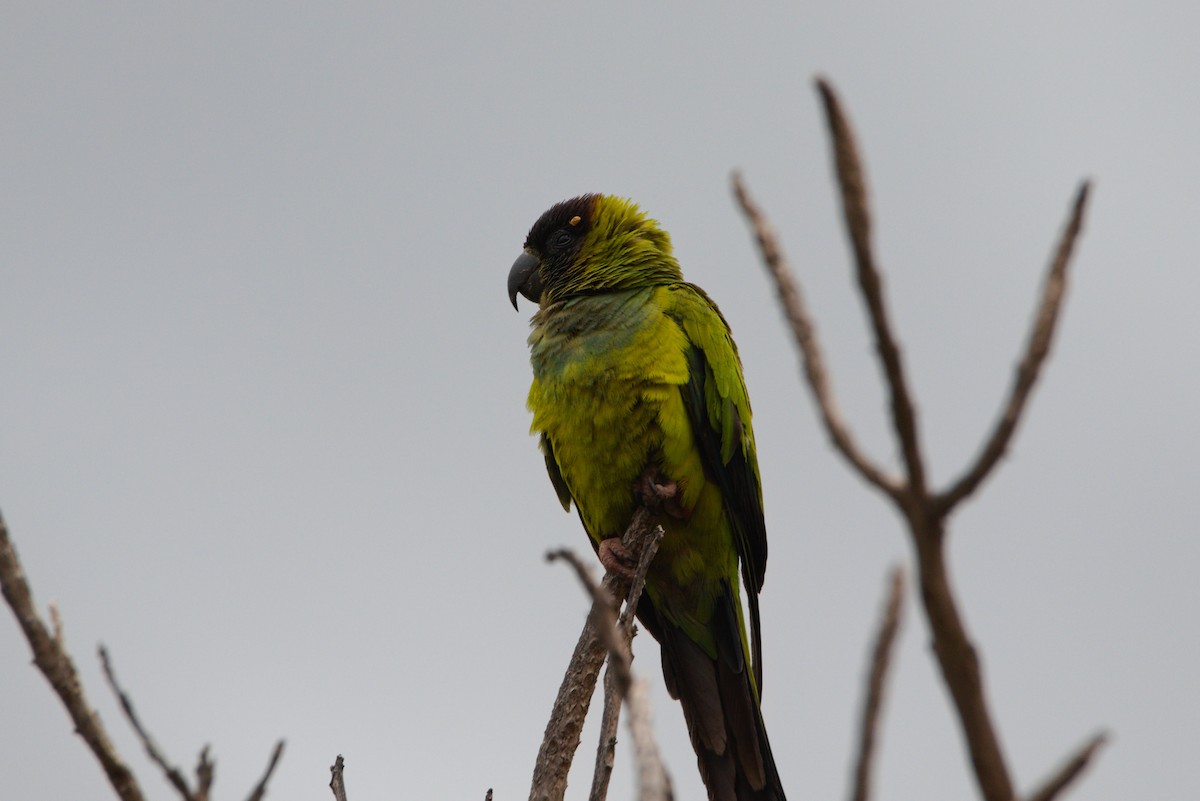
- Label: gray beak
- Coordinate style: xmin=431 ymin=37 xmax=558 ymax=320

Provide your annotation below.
xmin=507 ymin=250 xmax=543 ymax=310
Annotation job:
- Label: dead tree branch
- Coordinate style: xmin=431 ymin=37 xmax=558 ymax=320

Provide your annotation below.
xmin=734 ymin=77 xmax=1100 ymax=801
xmin=849 ymin=568 xmax=905 ymax=801
xmin=100 ymin=643 xmax=284 ymax=801
xmin=2 ymin=512 xmax=286 ymax=801
xmin=0 ymin=513 xmax=146 ymax=801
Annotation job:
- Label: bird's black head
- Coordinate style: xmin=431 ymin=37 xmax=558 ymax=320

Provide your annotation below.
xmin=508 ymin=194 xmax=599 ymax=309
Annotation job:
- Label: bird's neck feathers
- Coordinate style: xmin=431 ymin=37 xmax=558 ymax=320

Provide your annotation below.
xmin=545 ymin=196 xmax=683 ymax=303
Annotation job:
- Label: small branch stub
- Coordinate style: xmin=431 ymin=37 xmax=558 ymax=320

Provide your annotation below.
xmin=330 ymin=754 xmax=348 ymax=801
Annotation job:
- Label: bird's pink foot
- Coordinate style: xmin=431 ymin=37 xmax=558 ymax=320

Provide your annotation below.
xmin=598 ymin=537 xmax=637 ymax=580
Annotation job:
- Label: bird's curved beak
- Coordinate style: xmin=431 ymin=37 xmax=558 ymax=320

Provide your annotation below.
xmin=508 ymin=250 xmax=543 ymax=310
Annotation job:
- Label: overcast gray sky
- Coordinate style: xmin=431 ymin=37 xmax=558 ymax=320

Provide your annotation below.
xmin=2 ymin=3 xmax=1197 ymax=800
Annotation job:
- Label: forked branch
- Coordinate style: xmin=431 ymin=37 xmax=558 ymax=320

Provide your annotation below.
xmin=1 ymin=513 xmax=286 ymax=801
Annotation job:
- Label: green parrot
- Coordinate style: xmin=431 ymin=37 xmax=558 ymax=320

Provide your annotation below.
xmin=508 ymin=194 xmax=785 ymax=801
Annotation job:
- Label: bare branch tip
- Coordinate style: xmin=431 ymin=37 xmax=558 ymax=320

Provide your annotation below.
xmin=1025 ymin=731 xmax=1109 ymax=801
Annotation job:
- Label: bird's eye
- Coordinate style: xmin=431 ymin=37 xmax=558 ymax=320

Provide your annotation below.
xmin=550 ymin=230 xmax=573 ymax=249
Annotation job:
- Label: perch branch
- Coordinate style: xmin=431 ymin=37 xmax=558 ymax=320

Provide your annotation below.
xmin=849 ymin=567 xmax=905 ymax=801
xmin=590 ymin=521 xmax=665 ymax=800
xmin=0 ymin=513 xmax=146 ymax=801
xmin=937 ymin=182 xmax=1092 ymax=513
xmin=529 ymin=508 xmax=661 ymax=801
xmin=548 ymin=533 xmax=671 ymax=801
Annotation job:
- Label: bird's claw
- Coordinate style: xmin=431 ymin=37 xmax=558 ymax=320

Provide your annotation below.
xmin=598 ymin=537 xmax=637 ymax=580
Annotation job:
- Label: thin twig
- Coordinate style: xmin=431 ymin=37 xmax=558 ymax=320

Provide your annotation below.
xmin=937 ymin=182 xmax=1092 ymax=514
xmin=1025 ymin=732 xmax=1108 ymax=801
xmin=816 ymin=76 xmax=929 ymax=501
xmin=244 ymin=740 xmax=286 ymax=801
xmin=529 ymin=508 xmax=659 ymax=801
xmin=329 ymin=754 xmax=348 ymax=801
xmin=99 ymin=645 xmax=193 ymax=800
xmin=732 ymin=172 xmax=903 ymax=501
xmin=849 ymin=568 xmax=905 ymax=801
xmin=0 ymin=514 xmax=146 ymax=801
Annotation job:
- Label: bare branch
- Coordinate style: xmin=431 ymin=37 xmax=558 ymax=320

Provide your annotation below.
xmin=529 ymin=508 xmax=659 ymax=801
xmin=937 ymin=182 xmax=1092 ymax=513
xmin=815 ymin=76 xmax=929 ymax=500
xmin=732 ymin=172 xmax=903 ymax=501
xmin=1025 ymin=732 xmax=1108 ymax=801
xmin=0 ymin=514 xmax=146 ymax=801
xmin=849 ymin=568 xmax=905 ymax=801
xmin=329 ymin=754 xmax=348 ymax=801
xmin=244 ymin=740 xmax=286 ymax=801
xmin=99 ymin=645 xmax=194 ymax=800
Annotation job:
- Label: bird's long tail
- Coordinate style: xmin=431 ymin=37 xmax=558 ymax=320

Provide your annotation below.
xmin=646 ymin=593 xmax=786 ymax=801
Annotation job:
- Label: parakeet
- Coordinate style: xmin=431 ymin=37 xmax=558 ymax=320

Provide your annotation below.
xmin=508 ymin=194 xmax=786 ymax=801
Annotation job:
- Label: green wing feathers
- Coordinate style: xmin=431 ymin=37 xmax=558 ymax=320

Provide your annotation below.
xmin=670 ymin=283 xmax=768 ymax=693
